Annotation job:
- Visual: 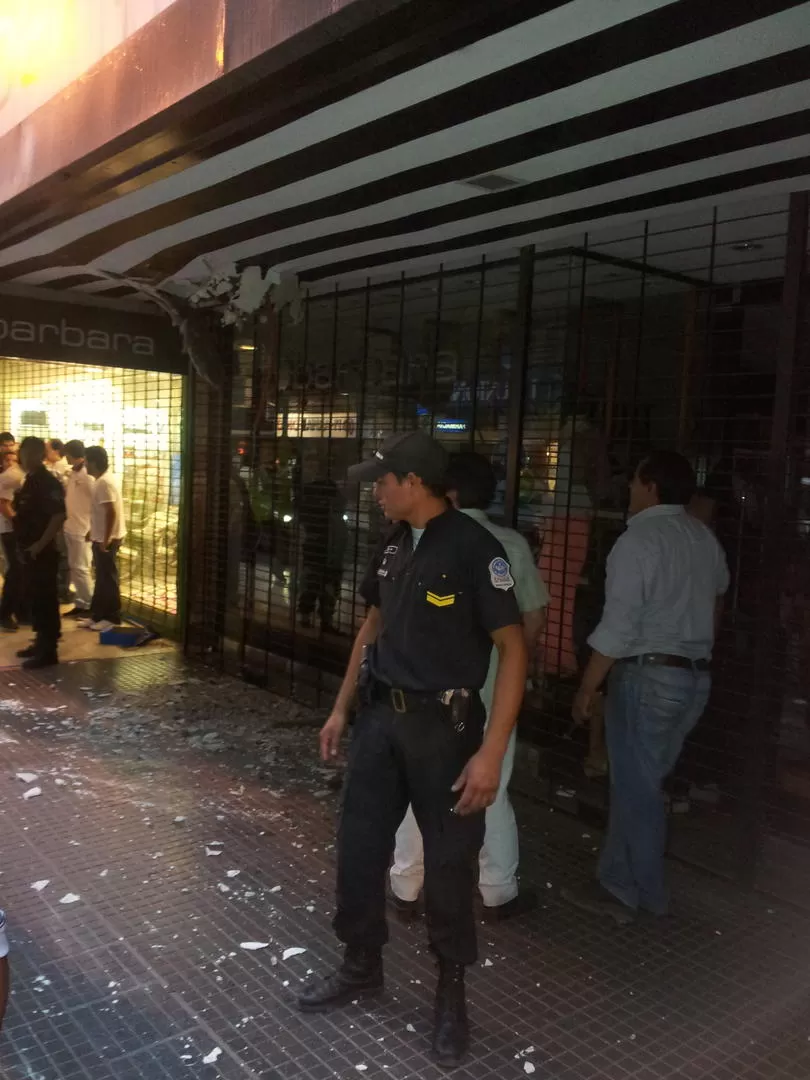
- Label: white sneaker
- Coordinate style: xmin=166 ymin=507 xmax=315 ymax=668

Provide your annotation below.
xmin=91 ymin=620 xmax=115 ymax=632
xmin=77 ymin=619 xmax=95 ymax=629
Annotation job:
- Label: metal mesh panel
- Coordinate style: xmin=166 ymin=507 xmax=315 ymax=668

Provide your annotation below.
xmin=185 ymin=189 xmax=810 ymax=908
xmin=0 ymin=357 xmax=184 ymax=632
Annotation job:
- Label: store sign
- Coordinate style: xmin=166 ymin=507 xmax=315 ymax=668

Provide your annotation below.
xmin=279 ymin=412 xmax=358 ymax=438
xmin=0 ymin=293 xmax=184 ymax=373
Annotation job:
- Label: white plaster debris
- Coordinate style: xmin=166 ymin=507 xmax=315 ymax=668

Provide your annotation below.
xmin=205 ymin=847 xmax=222 ymax=857
xmin=355 ymin=1067 xmax=368 ymax=1073
xmin=226 ymin=869 xmax=241 ymax=878
xmin=483 ymin=959 xmax=493 ymax=967
xmin=174 ymin=816 xmax=186 ymax=825
xmin=202 ymin=1047 xmax=222 ymax=1065
xmin=54 ymin=778 xmax=67 ymax=787
xmin=31 ymin=880 xmax=50 ymax=892
xmin=16 ymin=772 xmax=39 ymax=784
xmin=217 ymin=883 xmax=231 ymax=894
xmin=406 ymin=1023 xmax=416 ymax=1033
xmin=59 ymin=893 xmax=80 ymax=905
xmin=23 ymin=786 xmax=42 ymax=800
xmin=269 ymin=885 xmax=282 ymax=893
xmin=282 ymin=947 xmax=307 ymax=961
xmin=240 ymin=942 xmax=270 ymax=951
xmin=524 ymin=1063 xmax=536 ymax=1075
xmin=99 ymin=870 xmax=109 ymax=877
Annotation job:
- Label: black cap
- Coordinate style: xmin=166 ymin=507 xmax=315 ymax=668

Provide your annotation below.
xmin=347 ymin=430 xmax=448 ymax=484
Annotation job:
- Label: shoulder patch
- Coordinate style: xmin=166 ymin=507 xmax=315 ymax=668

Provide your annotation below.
xmin=384 ymin=545 xmax=398 ymax=555
xmin=489 ymin=556 xmax=514 ymax=591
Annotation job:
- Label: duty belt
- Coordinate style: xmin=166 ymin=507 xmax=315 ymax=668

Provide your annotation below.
xmin=369 ymin=679 xmax=464 ymax=714
xmin=621 ymin=653 xmax=710 ymax=672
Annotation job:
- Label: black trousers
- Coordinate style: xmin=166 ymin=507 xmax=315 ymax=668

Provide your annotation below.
xmin=298 ymin=562 xmax=342 ymax=625
xmin=334 ymin=694 xmax=486 ymax=965
xmin=0 ymin=533 xmax=26 ymax=622
xmin=91 ymin=541 xmax=121 ymax=623
xmin=25 ymin=548 xmax=59 ymax=656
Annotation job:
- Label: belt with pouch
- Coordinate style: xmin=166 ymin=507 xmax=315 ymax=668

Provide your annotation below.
xmin=368 ymin=680 xmax=472 ymax=734
xmin=370 ymin=679 xmax=466 ymax=713
xmin=620 ymin=653 xmax=710 ymax=672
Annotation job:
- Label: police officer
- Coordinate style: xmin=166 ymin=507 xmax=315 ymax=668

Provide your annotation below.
xmin=14 ymin=437 xmax=66 ymax=670
xmin=390 ymin=452 xmax=549 ymax=922
xmin=299 ymin=431 xmax=527 ymax=1067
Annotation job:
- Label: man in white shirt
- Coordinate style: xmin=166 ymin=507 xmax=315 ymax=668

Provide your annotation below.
xmin=389 ymin=452 xmax=549 ymax=922
xmin=62 ymin=440 xmax=96 ymax=618
xmin=565 ymin=451 xmax=729 ymax=924
xmin=0 ymin=448 xmax=26 ymax=632
xmin=81 ymin=446 xmax=127 ymax=632
xmin=46 ymin=439 xmax=71 ymax=486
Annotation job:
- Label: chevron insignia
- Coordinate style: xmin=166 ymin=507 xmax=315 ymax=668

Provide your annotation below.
xmin=426 ymin=591 xmax=455 ymax=607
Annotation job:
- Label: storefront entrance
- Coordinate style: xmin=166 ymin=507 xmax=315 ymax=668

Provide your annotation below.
xmin=0 ymin=292 xmax=187 ymax=638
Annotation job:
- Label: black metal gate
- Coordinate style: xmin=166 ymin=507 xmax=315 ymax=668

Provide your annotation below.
xmin=186 ymin=190 xmax=810 ymax=908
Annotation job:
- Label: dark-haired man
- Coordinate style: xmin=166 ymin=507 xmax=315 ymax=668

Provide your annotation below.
xmin=63 ymin=440 xmax=95 ymax=618
xmin=13 ymin=437 xmax=65 ymax=669
xmin=565 ymin=451 xmax=729 ymax=924
xmin=390 ymin=451 xmax=548 ymax=922
xmin=299 ymin=431 xmax=527 ymax=1067
xmin=81 ymin=446 xmax=126 ymax=632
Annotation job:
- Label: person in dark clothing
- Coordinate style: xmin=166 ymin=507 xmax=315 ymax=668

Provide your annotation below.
xmin=13 ymin=437 xmax=65 ymax=669
xmin=0 ymin=447 xmax=27 ymax=631
xmin=299 ymin=431 xmax=527 ymax=1068
xmin=298 ymin=476 xmax=348 ymax=631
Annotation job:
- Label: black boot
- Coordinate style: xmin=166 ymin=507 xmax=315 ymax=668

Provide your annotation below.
xmin=432 ymin=960 xmax=469 ymax=1068
xmin=298 ymin=947 xmax=383 ymax=1013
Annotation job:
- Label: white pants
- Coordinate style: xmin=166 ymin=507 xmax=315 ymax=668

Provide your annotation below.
xmin=390 ymin=727 xmax=519 ymax=908
xmin=64 ymin=532 xmax=93 ymax=610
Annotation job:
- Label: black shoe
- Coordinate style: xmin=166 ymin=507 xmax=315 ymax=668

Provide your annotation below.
xmin=482 ymin=888 xmax=538 ymax=924
xmin=386 ymin=888 xmax=420 ymax=923
xmin=16 ymin=644 xmax=37 ymax=659
xmin=22 ymin=654 xmax=59 ymax=671
xmin=298 ymin=947 xmax=383 ymax=1013
xmin=63 ymin=607 xmax=90 ymax=619
xmin=0 ymin=617 xmax=18 ymax=632
xmin=432 ymin=961 xmax=469 ymax=1068
xmin=561 ymin=882 xmax=636 ymax=927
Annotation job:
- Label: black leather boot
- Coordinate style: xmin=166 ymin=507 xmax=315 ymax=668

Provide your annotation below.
xmin=297 ymin=946 xmax=383 ymax=1013
xmin=431 ymin=960 xmax=469 ymax=1068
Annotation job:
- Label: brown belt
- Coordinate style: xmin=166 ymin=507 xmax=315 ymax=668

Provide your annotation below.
xmin=621 ymin=653 xmax=710 ymax=672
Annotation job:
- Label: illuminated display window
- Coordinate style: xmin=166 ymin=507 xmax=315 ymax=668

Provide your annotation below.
xmin=0 ymin=356 xmax=184 ymax=629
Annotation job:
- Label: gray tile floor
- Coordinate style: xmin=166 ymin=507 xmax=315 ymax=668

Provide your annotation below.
xmin=1 ymin=656 xmax=809 ymax=1079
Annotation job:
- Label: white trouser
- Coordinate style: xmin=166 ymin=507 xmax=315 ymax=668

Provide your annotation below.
xmin=64 ymin=532 xmax=93 ymax=610
xmin=390 ymin=726 xmax=519 ymax=908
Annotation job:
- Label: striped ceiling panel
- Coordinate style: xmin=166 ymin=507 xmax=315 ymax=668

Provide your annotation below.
xmin=1 ymin=0 xmax=808 ymax=300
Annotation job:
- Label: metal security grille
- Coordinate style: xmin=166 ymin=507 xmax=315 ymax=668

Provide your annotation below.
xmin=186 ymin=189 xmax=810 ymax=909
xmin=0 ymin=357 xmax=184 ymax=632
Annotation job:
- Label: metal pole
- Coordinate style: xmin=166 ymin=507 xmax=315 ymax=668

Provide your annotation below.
xmin=504 ymin=245 xmax=535 ymax=527
xmin=739 ymin=190 xmax=808 ymax=887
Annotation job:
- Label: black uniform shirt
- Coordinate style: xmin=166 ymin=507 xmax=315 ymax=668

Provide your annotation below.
xmin=13 ymin=466 xmax=66 ymax=549
xmin=359 ymin=507 xmax=521 ymax=692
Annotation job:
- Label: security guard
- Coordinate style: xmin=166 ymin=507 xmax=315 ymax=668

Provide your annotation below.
xmin=14 ymin=437 xmax=66 ymax=670
xmin=299 ymin=431 xmax=527 ymax=1068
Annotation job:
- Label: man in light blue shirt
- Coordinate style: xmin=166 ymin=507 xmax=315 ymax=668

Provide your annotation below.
xmin=390 ymin=453 xmax=549 ymax=922
xmin=565 ymin=451 xmax=729 ymax=924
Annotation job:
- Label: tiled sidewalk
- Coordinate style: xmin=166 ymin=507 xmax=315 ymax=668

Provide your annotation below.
xmin=1 ymin=655 xmax=809 ymax=1080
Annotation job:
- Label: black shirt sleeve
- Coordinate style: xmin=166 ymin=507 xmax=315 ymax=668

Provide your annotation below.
xmin=42 ymin=474 xmax=66 ymax=517
xmin=466 ymin=529 xmax=521 ymax=635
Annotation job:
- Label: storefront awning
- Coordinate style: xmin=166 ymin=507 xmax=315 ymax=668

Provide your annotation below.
xmin=0 ymin=0 xmax=808 ymax=301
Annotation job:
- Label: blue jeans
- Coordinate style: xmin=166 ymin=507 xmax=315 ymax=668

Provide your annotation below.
xmin=599 ymin=662 xmax=710 ymax=914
